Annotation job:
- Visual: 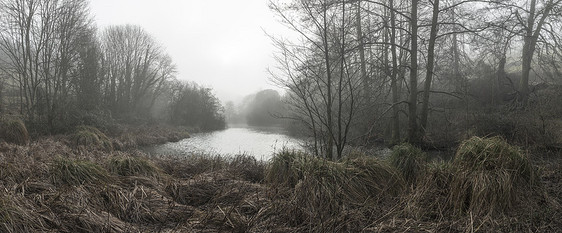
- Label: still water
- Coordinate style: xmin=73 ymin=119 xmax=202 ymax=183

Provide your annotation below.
xmin=144 ymin=126 xmax=304 ymax=160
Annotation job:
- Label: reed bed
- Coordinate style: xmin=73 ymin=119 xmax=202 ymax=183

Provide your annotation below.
xmin=0 ymin=132 xmax=559 ymax=232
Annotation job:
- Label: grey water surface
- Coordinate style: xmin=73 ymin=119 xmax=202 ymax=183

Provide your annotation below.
xmin=144 ymin=126 xmax=304 ymax=161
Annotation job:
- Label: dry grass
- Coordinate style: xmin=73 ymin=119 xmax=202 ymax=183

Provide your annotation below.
xmin=0 ymin=117 xmax=29 ymax=145
xmin=262 ymin=150 xmax=405 ymax=231
xmin=107 ymin=155 xmax=160 ymax=177
xmin=68 ymin=125 xmax=113 ymax=151
xmin=265 ymin=149 xmax=309 ymax=187
xmin=50 ymin=156 xmax=110 ymax=186
xmin=405 ymin=161 xmax=455 ymax=220
xmin=450 ymin=136 xmax=538 ymax=216
xmin=389 ymin=143 xmax=428 ymax=184
xmin=0 ymin=133 xmax=559 ymax=232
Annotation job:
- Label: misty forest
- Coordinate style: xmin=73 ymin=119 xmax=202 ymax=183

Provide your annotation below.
xmin=0 ymin=0 xmax=561 ymax=232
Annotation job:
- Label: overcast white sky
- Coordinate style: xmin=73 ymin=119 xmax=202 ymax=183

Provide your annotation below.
xmin=90 ymin=0 xmax=290 ymax=103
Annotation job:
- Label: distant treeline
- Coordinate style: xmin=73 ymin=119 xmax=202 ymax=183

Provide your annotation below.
xmin=225 ymin=89 xmax=284 ymax=126
xmin=0 ymin=0 xmax=225 ymax=133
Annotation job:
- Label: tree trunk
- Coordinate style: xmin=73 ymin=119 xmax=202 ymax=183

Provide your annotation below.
xmin=390 ymin=0 xmax=400 ymax=144
xmin=322 ymin=1 xmax=334 ymax=160
xmin=520 ymin=0 xmax=554 ymax=106
xmin=420 ymin=0 xmax=440 ymax=137
xmin=356 ymin=0 xmax=368 ymax=105
xmin=407 ymin=0 xmax=419 ymax=143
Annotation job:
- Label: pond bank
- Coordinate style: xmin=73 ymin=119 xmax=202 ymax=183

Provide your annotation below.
xmin=0 ymin=127 xmax=560 ymax=232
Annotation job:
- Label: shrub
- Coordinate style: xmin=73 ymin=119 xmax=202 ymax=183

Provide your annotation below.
xmin=68 ymin=125 xmax=113 ymax=151
xmin=0 ymin=117 xmax=30 ymax=145
xmin=107 ymin=155 xmax=159 ymax=177
xmin=389 ymin=143 xmax=428 ymax=184
xmin=50 ymin=157 xmax=109 ymax=186
xmin=449 ymin=136 xmax=537 ymax=215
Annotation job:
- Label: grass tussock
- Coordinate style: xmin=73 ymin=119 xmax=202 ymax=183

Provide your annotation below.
xmin=389 ymin=143 xmax=428 ymax=184
xmin=50 ymin=157 xmax=110 ymax=186
xmin=69 ymin=125 xmax=113 ymax=151
xmin=107 ymin=155 xmax=160 ymax=177
xmin=449 ymin=136 xmax=538 ymax=215
xmin=265 ymin=150 xmax=309 ymax=187
xmin=405 ymin=161 xmax=455 ymax=220
xmin=263 ymin=150 xmax=405 ymax=231
xmin=228 ymin=154 xmax=265 ymax=183
xmin=266 ymin=150 xmax=404 ymax=199
xmin=0 ymin=117 xmax=29 ymax=145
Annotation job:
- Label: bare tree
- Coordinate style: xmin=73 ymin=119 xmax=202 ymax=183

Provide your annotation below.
xmin=100 ymin=25 xmax=175 ymax=118
xmin=518 ymin=0 xmax=561 ymax=105
xmin=270 ymin=0 xmax=363 ymax=160
xmin=0 ymin=0 xmax=94 ymax=131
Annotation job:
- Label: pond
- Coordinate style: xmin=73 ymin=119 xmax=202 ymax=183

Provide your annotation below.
xmin=144 ymin=126 xmax=304 ymax=160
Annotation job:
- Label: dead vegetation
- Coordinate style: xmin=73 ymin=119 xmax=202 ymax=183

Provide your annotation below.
xmin=0 ymin=135 xmax=560 ymax=232
xmin=68 ymin=125 xmax=113 ymax=151
xmin=0 ymin=117 xmax=29 ymax=145
xmin=389 ymin=143 xmax=428 ymax=185
xmin=449 ymin=136 xmax=538 ymax=215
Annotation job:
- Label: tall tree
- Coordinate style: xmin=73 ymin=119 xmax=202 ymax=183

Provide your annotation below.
xmin=519 ymin=0 xmax=560 ymax=105
xmin=419 ymin=0 xmax=440 ymax=136
xmin=407 ymin=0 xmax=419 ymax=143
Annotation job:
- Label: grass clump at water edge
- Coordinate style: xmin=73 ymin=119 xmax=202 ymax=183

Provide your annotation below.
xmin=388 ymin=143 xmax=428 ymax=184
xmin=449 ymin=136 xmax=538 ymax=215
xmin=264 ymin=149 xmax=405 ymax=231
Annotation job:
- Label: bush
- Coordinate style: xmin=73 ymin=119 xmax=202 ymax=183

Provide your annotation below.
xmin=0 ymin=117 xmax=30 ymax=145
xmin=449 ymin=136 xmax=537 ymax=215
xmin=50 ymin=157 xmax=110 ymax=186
xmin=389 ymin=143 xmax=428 ymax=184
xmin=68 ymin=125 xmax=113 ymax=151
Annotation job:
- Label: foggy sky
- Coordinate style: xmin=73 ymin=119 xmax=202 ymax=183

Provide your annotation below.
xmin=90 ymin=0 xmax=290 ymax=103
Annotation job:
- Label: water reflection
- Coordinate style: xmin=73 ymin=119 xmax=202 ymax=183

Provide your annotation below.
xmin=145 ymin=126 xmax=303 ymax=160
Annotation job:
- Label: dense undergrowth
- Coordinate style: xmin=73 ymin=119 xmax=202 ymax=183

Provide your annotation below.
xmin=0 ymin=122 xmax=560 ymax=232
